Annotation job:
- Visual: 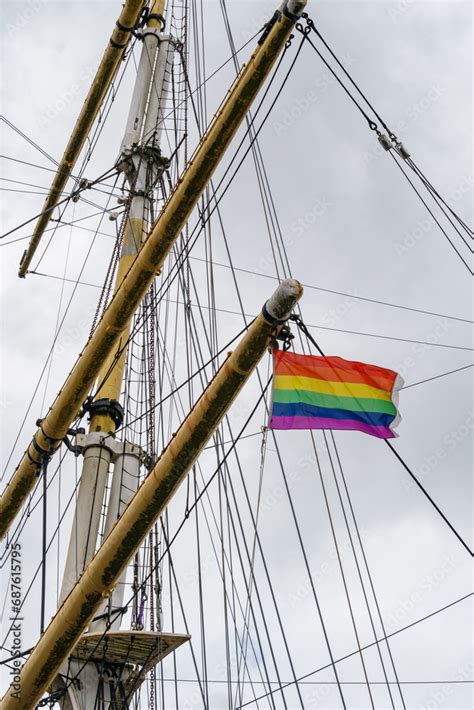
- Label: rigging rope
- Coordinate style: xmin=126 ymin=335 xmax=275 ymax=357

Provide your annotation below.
xmin=235 ymin=593 xmax=473 ymax=708
xmin=291 ymin=316 xmax=473 ymax=557
xmin=298 ymin=16 xmax=473 ymax=274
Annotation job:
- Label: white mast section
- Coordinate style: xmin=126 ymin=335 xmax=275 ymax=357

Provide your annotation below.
xmin=56 ymin=5 xmax=178 ymax=707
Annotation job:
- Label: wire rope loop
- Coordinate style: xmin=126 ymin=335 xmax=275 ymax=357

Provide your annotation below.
xmin=295 ymin=22 xmax=311 ymax=38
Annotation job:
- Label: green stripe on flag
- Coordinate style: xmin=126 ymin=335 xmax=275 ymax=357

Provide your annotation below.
xmin=273 ymin=388 xmax=397 ymax=415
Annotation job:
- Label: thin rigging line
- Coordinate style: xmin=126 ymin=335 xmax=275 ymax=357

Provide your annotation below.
xmin=388 ymin=152 xmax=473 ymax=274
xmin=407 ymin=158 xmax=473 ymax=237
xmin=328 ymin=431 xmax=406 ymax=707
xmin=236 ymin=593 xmax=473 ymax=707
xmin=0 ymin=154 xmax=121 ymax=191
xmin=5 ymin=592 xmax=471 ymax=673
xmin=24 ymin=273 xmax=474 ymax=353
xmin=189 ymin=257 xmax=473 ymax=324
xmin=0 ymin=167 xmax=119 ymax=241
xmin=301 ymin=17 xmax=473 ymax=242
xmin=400 ymin=363 xmax=473 ymax=390
xmin=0 ymin=115 xmax=59 ymax=166
xmin=304 ymin=321 xmax=473 ymax=352
xmin=407 ymin=163 xmax=473 ymax=249
xmin=385 ymin=441 xmax=473 ymax=557
xmin=144 ymin=260 xmax=278 ymax=703
xmin=292 ymin=320 xmax=473 ymax=557
xmin=0 ymin=209 xmax=119 ymax=247
xmin=103 ymin=677 xmax=474 ymax=686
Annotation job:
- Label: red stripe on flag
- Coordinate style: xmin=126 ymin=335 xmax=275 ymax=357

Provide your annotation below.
xmin=273 ymin=351 xmax=398 ymax=391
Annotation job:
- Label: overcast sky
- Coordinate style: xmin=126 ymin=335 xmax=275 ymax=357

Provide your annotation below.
xmin=0 ymin=1 xmax=472 ymax=708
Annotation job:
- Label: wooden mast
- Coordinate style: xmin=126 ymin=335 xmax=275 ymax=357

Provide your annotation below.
xmin=58 ymin=0 xmax=169 ymax=609
xmin=1 ymin=279 xmax=304 ymax=709
xmin=0 ymin=0 xmax=308 ymax=541
xmin=17 ymin=0 xmax=147 ymax=278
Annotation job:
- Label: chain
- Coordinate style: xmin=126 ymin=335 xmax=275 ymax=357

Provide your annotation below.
xmin=88 ymin=199 xmax=129 ymax=337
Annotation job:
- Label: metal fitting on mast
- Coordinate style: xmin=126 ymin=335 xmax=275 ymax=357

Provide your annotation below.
xmin=262 ymin=278 xmax=303 ymax=323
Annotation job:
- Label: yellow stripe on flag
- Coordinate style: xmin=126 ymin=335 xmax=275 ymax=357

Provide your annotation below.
xmin=274 ymin=375 xmax=392 ymax=402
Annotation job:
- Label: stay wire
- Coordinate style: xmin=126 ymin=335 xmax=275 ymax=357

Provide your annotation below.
xmin=177 ymin=272 xmax=296 ymax=707
xmin=300 ymin=18 xmax=473 ymax=268
xmin=197 ymin=8 xmax=302 ymax=698
xmin=305 ymin=17 xmax=397 ymax=137
xmin=8 ymin=592 xmax=471 ymax=679
xmin=298 ymin=27 xmax=379 ymax=135
xmin=188 ymin=258 xmax=473 ymax=325
xmin=171 ymin=238 xmax=283 ymax=704
xmin=146 ymin=272 xmax=278 ymax=704
xmin=0 ymin=154 xmax=122 ymax=191
xmin=291 ymin=317 xmax=400 ymax=707
xmin=400 ymin=363 xmax=473 ymax=390
xmin=315 ymin=427 xmax=378 ymax=706
xmin=0 ymin=166 xmax=119 ymax=241
xmin=32 ymin=257 xmax=474 ymax=327
xmin=302 ymin=17 xmax=472 ymax=237
xmin=329 ymin=431 xmax=407 ymax=707
xmin=388 ymin=152 xmax=472 ymax=274
xmin=165 ymin=177 xmax=308 ymax=708
xmin=0 ymin=115 xmax=59 ymax=166
xmin=0 ymin=451 xmax=80 ymax=649
xmin=266 ymin=421 xmax=347 ymax=708
xmin=385 ymin=440 xmax=473 ymax=557
xmin=406 ymin=160 xmax=473 ymax=249
xmin=236 ymin=593 xmax=473 ymax=708
xmin=407 ymin=157 xmax=473 ymax=237
xmin=291 ymin=316 xmax=473 ymax=557
xmin=155 ymin=244 xmax=298 ymax=704
xmin=37 ymin=270 xmax=473 ymax=354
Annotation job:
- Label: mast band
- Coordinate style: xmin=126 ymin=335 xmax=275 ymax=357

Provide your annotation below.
xmin=283 ymin=5 xmax=300 ymax=22
xmin=31 ymin=436 xmax=54 ymax=457
xmin=148 ymin=13 xmax=165 ymax=25
xmin=26 ymin=449 xmax=41 ymax=467
xmin=110 ymin=38 xmax=128 ymax=49
xmin=261 ymin=302 xmax=287 ymax=325
xmin=85 ymin=398 xmax=125 ymax=429
xmin=116 ymin=20 xmax=135 ymax=33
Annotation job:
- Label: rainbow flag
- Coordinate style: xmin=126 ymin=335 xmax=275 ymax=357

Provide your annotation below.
xmin=269 ymin=351 xmax=402 ymax=439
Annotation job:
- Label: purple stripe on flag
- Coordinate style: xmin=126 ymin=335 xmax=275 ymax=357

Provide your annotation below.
xmin=269 ymin=415 xmax=396 ymax=439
